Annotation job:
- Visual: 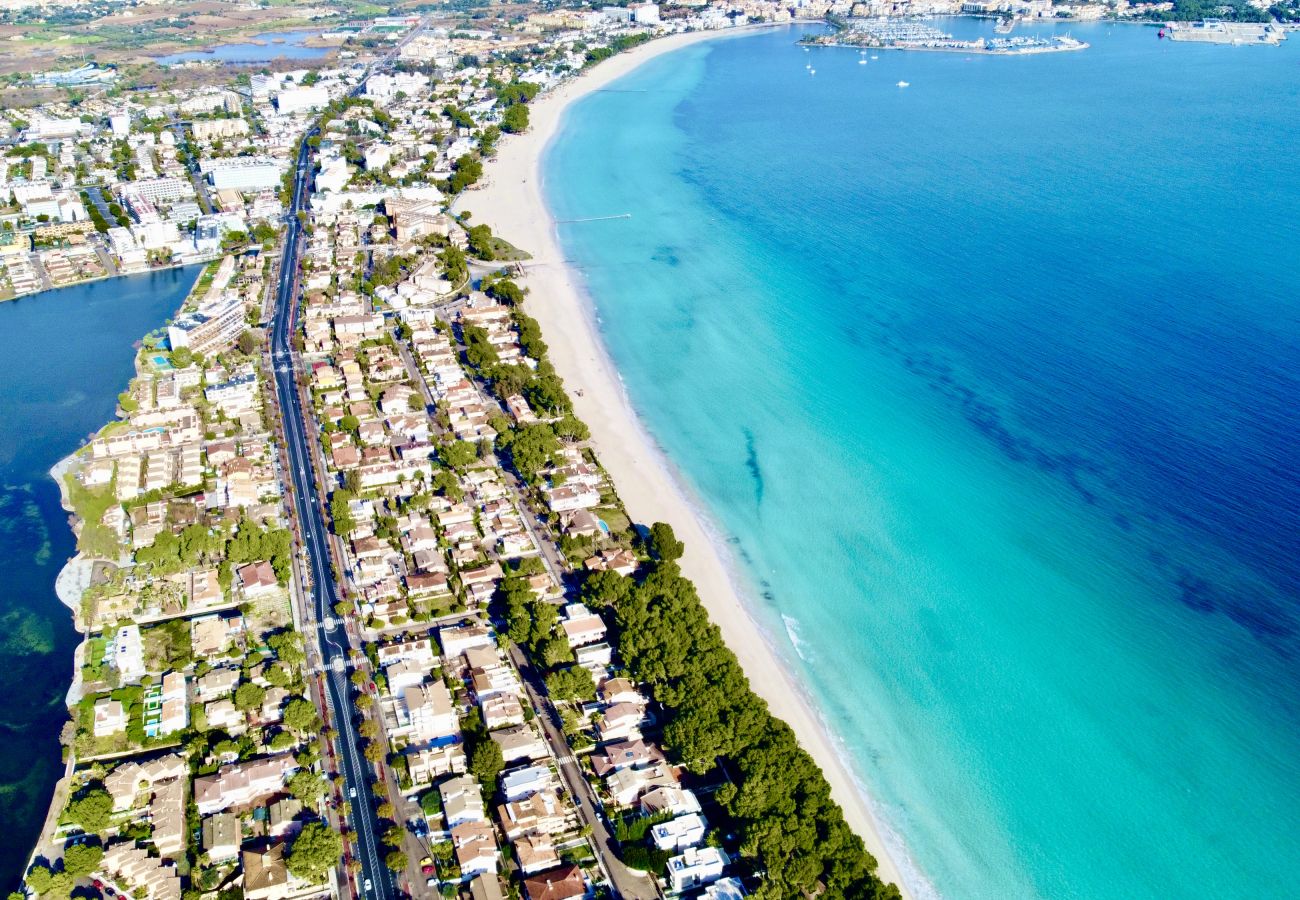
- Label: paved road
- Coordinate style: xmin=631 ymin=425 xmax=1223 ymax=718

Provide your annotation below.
xmin=269 ymin=133 xmax=394 ymax=900
xmin=508 ymin=643 xmax=660 ymax=900
xmin=264 ymin=20 xmax=439 ymax=896
xmin=390 ymin=307 xmax=654 ymax=896
xmin=392 ymin=324 xmax=569 ymax=585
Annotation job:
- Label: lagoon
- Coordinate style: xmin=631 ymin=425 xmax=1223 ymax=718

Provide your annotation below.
xmin=154 ymin=31 xmax=328 ymax=66
xmin=0 ymin=267 xmax=200 ymax=890
xmin=547 ymin=19 xmax=1300 ymax=898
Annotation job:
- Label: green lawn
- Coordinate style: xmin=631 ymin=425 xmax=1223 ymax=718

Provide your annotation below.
xmin=487 ymin=235 xmax=532 ymax=262
xmin=63 ymin=472 xmax=122 ymax=559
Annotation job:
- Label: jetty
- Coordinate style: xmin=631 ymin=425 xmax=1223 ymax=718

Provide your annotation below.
xmin=1165 ymin=20 xmax=1287 ymax=45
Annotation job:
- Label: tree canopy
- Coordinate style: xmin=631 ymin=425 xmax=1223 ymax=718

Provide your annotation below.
xmin=286 ymin=821 xmax=342 ymax=883
xmin=544 ymin=665 xmax=596 ymax=702
xmin=500 ymin=103 xmax=529 ymax=135
xmin=647 ymin=521 xmax=685 ymax=562
xmin=62 ymin=844 xmax=103 ymax=877
xmin=614 ymin=559 xmax=898 ymax=899
xmin=469 ymin=739 xmax=504 ymax=789
xmin=65 ymin=786 xmax=113 ymax=835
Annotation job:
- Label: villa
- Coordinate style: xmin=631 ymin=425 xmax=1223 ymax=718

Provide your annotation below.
xmin=667 ymin=847 xmax=729 ymax=893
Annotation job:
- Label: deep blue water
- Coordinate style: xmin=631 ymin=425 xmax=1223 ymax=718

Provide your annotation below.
xmin=0 ymin=267 xmax=199 ymax=889
xmin=547 ymin=20 xmax=1300 ymax=898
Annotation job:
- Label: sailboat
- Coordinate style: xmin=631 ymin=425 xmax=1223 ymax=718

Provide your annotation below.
xmin=896 ymin=80 xmax=909 ymax=88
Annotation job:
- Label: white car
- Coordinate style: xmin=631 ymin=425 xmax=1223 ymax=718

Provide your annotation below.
xmin=363 ymin=880 xmax=372 ymax=893
xmin=349 ymin=787 xmax=357 ymax=799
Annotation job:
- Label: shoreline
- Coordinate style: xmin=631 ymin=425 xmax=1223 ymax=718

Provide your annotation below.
xmin=457 ymin=27 xmax=918 ymax=898
xmin=1 ymin=258 xmax=216 ymax=305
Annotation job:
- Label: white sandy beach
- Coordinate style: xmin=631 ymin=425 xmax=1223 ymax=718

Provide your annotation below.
xmin=457 ymin=28 xmax=914 ymax=897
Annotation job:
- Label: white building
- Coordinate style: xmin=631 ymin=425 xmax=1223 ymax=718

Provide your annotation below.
xmin=168 ymin=295 xmax=245 ymax=356
xmin=395 ymin=682 xmax=458 ymax=743
xmin=314 ymin=157 xmax=352 ymax=194
xmin=275 ymin=85 xmax=330 ymax=115
xmin=94 ymin=698 xmax=127 ymax=737
xmin=698 ymin=878 xmax=746 ymax=900
xmin=631 ymin=2 xmax=662 ymax=24
xmin=110 ymin=624 xmax=146 ymax=685
xmin=501 ymin=765 xmax=554 ymax=802
xmin=667 ymin=847 xmax=729 ymax=893
xmin=128 ymin=177 xmax=194 ymax=205
xmin=202 ymin=158 xmax=284 ymax=192
xmin=651 ymin=813 xmax=708 ymax=852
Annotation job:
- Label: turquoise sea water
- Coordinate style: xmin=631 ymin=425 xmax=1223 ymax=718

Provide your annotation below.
xmin=547 ymin=21 xmax=1300 ymax=899
xmin=0 ymin=268 xmax=199 ymax=889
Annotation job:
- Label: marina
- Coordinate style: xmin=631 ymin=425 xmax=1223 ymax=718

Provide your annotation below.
xmin=804 ymin=18 xmax=1088 ymax=54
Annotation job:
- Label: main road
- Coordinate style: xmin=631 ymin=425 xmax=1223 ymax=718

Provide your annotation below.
xmin=265 ymin=19 xmax=436 ymax=897
xmin=269 ymin=129 xmax=394 ymax=900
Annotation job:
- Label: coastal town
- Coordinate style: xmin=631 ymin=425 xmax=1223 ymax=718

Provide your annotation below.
xmin=3 ymin=2 xmax=1296 ymax=900
xmin=4 ymin=5 xmax=916 ymax=900
xmin=1 ymin=1 xmax=1292 ymax=292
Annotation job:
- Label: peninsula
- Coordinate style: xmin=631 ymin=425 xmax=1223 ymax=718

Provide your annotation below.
xmin=802 ymin=18 xmax=1089 ymax=53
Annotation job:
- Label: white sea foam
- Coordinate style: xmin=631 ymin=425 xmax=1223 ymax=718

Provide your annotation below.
xmin=782 ymin=613 xmax=811 ymax=660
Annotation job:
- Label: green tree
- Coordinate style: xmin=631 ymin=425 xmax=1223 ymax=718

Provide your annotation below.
xmin=43 ymin=874 xmax=72 ymax=900
xmin=233 ymin=681 xmax=267 ymax=712
xmin=385 ymin=850 xmax=408 ymax=872
xmin=447 ymin=154 xmax=483 ymax=194
xmin=544 ymin=666 xmax=596 ymax=702
xmin=647 ymin=522 xmax=685 ymax=562
xmin=268 ymin=631 xmax=306 ymax=667
xmin=466 ymin=223 xmax=495 ymax=260
xmin=264 ymin=663 xmax=293 ymax=688
xmin=430 ymin=469 xmax=463 ymax=501
xmin=497 ymin=81 xmax=540 ymax=105
xmin=62 ymin=843 xmax=103 ymax=877
xmin=468 ymin=739 xmax=504 ymax=789
xmin=287 ymin=769 xmax=328 ymax=804
xmin=539 ymin=635 xmax=574 ymax=668
xmin=500 ymin=103 xmax=529 ymax=135
xmin=439 ymin=440 xmax=477 ymax=471
xmin=65 ymin=786 xmax=113 ymax=835
xmin=582 ymin=569 xmax=633 ymax=608
xmin=497 ymin=422 xmax=558 ymax=480
xmin=439 ymin=244 xmax=468 ymax=284
xmin=483 ymin=276 xmax=524 ymax=307
xmin=286 ymin=821 xmax=342 ymax=883
xmin=283 ymin=696 xmax=321 ymax=733
xmin=25 ymin=865 xmax=54 ymax=895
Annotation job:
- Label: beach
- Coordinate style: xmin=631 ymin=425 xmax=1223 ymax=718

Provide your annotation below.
xmin=456 ymin=27 xmax=914 ymax=896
